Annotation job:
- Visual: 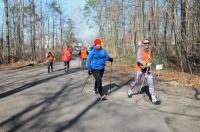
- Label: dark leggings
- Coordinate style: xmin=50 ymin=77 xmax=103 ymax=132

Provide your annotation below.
xmin=64 ymin=61 xmax=70 ymax=70
xmin=92 ymin=69 xmax=104 ymax=96
xmin=48 ymin=62 xmax=53 ymax=73
xmin=81 ymin=58 xmax=87 ymax=69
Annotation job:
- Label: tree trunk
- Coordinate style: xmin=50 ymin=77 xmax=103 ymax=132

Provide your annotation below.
xmin=140 ymin=0 xmax=144 ymax=40
xmin=0 ymin=9 xmax=4 ymax=63
xmin=30 ymin=0 xmax=32 ymax=59
xmin=122 ymin=0 xmax=126 ymax=56
xmin=31 ymin=0 xmax=36 ymax=60
xmin=60 ymin=10 xmax=63 ymax=47
xmin=48 ymin=17 xmax=49 ymax=49
xmin=186 ymin=0 xmax=191 ymax=34
xmin=52 ymin=16 xmax=55 ymax=49
xmin=19 ymin=0 xmax=24 ymax=59
xmin=40 ymin=0 xmax=44 ymax=59
xmin=134 ymin=0 xmax=140 ymax=44
xmin=148 ymin=0 xmax=153 ymax=40
xmin=164 ymin=1 xmax=169 ymax=60
xmin=4 ymin=0 xmax=10 ymax=63
xmin=180 ymin=0 xmax=192 ymax=73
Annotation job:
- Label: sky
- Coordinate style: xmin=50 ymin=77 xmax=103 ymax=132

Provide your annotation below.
xmin=0 ymin=0 xmax=98 ymax=44
xmin=61 ymin=0 xmax=98 ymax=43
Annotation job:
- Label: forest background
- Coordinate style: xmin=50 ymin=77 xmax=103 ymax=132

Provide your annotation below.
xmin=0 ymin=0 xmax=199 ymax=75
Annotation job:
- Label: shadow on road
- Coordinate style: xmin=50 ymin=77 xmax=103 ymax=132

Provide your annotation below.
xmin=0 ymin=67 xmax=82 ymax=99
xmin=55 ymin=98 xmax=99 ymax=132
xmin=54 ymin=79 xmax=132 ymax=131
xmin=193 ymin=87 xmax=200 ymax=100
xmin=0 ymin=79 xmax=84 ymax=132
xmin=0 ymin=74 xmax=131 ymax=131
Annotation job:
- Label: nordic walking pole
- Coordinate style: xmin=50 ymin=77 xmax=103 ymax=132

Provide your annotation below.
xmin=81 ymin=75 xmax=91 ymax=93
xmin=138 ymin=66 xmax=150 ymax=94
xmin=109 ymin=62 xmax=112 ymax=95
xmin=135 ymin=66 xmax=151 ymax=103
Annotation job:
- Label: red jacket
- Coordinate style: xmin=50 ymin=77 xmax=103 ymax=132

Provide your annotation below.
xmin=62 ymin=48 xmax=72 ymax=61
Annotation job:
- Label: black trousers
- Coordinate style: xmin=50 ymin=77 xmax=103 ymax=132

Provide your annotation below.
xmin=64 ymin=61 xmax=70 ymax=70
xmin=81 ymin=58 xmax=87 ymax=69
xmin=48 ymin=62 xmax=53 ymax=73
xmin=92 ymin=69 xmax=104 ymax=96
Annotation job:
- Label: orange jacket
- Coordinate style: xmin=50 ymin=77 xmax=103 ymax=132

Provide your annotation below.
xmin=62 ymin=48 xmax=72 ymax=61
xmin=135 ymin=48 xmax=152 ymax=72
xmin=80 ymin=48 xmax=88 ymax=59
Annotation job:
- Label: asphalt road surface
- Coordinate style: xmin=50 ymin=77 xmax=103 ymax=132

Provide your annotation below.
xmin=0 ymin=58 xmax=200 ymax=132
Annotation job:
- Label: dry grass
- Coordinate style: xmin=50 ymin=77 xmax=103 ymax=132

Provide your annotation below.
xmin=109 ymin=62 xmax=200 ymax=89
xmin=0 ymin=61 xmax=38 ymax=70
xmin=155 ymin=70 xmax=200 ymax=88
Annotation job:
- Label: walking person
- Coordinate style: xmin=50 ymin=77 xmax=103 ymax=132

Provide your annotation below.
xmin=87 ymin=39 xmax=113 ymax=100
xmin=46 ymin=49 xmax=54 ymax=73
xmin=127 ymin=39 xmax=160 ymax=105
xmin=79 ymin=46 xmax=88 ymax=70
xmin=62 ymin=45 xmax=72 ymax=72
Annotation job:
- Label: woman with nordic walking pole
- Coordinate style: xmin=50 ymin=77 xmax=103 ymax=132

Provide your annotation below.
xmin=87 ymin=39 xmax=113 ymax=100
xmin=127 ymin=39 xmax=161 ymax=105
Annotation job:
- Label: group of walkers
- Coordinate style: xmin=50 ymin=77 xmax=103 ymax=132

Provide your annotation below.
xmin=45 ymin=38 xmax=160 ymax=105
xmin=45 ymin=45 xmax=86 ymax=73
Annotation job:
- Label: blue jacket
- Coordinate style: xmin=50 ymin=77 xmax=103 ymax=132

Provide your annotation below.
xmin=87 ymin=48 xmax=111 ymax=70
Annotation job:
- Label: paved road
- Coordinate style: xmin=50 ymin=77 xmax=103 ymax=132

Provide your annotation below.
xmin=0 ymin=58 xmax=200 ymax=132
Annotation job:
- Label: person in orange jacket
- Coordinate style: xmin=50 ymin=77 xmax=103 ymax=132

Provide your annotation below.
xmin=62 ymin=45 xmax=72 ymax=72
xmin=46 ymin=49 xmax=54 ymax=73
xmin=127 ymin=39 xmax=160 ymax=105
xmin=79 ymin=46 xmax=88 ymax=70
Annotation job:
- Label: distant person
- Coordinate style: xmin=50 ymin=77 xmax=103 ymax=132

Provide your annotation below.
xmin=127 ymin=39 xmax=161 ymax=105
xmin=62 ymin=45 xmax=72 ymax=72
xmin=87 ymin=39 xmax=113 ymax=100
xmin=79 ymin=46 xmax=88 ymax=70
xmin=46 ymin=49 xmax=54 ymax=73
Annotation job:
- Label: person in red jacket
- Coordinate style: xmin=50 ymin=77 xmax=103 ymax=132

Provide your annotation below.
xmin=62 ymin=45 xmax=72 ymax=72
xmin=79 ymin=46 xmax=88 ymax=70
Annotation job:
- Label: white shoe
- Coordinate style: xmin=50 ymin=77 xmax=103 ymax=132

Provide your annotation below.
xmin=128 ymin=89 xmax=132 ymax=98
xmin=101 ymin=95 xmax=107 ymax=101
xmin=151 ymin=96 xmax=161 ymax=105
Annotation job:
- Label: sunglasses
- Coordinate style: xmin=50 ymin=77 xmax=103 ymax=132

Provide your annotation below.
xmin=143 ymin=43 xmax=149 ymax=44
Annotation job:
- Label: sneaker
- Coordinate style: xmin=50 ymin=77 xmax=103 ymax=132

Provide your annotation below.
xmin=93 ymin=89 xmax=98 ymax=94
xmin=151 ymin=96 xmax=161 ymax=105
xmin=100 ymin=95 xmax=107 ymax=101
xmin=127 ymin=89 xmax=132 ymax=98
xmin=152 ymin=100 xmax=161 ymax=105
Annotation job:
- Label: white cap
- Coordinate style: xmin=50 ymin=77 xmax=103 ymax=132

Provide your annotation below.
xmin=143 ymin=40 xmax=149 ymax=44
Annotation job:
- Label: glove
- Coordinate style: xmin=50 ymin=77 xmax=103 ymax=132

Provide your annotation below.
xmin=110 ymin=58 xmax=113 ymax=62
xmin=146 ymin=63 xmax=152 ymax=67
xmin=88 ymin=70 xmax=92 ymax=75
xmin=141 ymin=62 xmax=151 ymax=69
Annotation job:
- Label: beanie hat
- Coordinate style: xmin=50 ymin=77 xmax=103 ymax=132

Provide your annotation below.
xmin=93 ymin=39 xmax=102 ymax=45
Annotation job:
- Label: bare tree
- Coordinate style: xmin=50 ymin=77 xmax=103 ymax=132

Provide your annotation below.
xmin=40 ymin=0 xmax=44 ymax=54
xmin=4 ymin=0 xmax=10 ymax=63
xmin=0 ymin=9 xmax=4 ymax=64
xmin=19 ymin=0 xmax=24 ymax=59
